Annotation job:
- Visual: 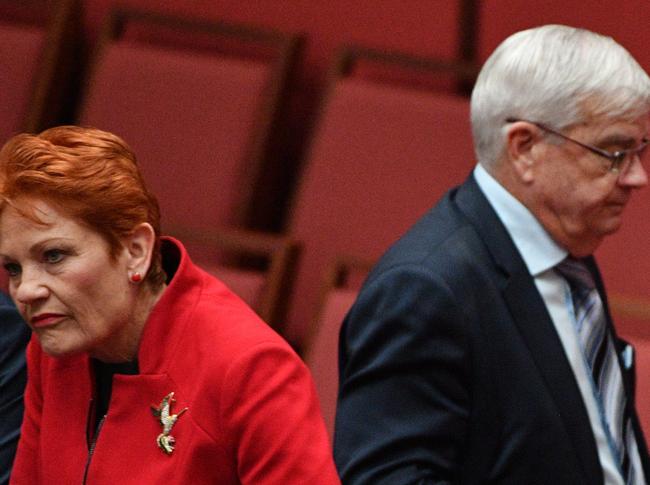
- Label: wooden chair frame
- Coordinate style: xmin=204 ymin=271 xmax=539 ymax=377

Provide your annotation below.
xmin=333 ymin=44 xmax=479 ymax=87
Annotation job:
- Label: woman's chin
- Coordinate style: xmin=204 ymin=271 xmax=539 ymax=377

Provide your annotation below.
xmin=37 ymin=335 xmax=86 ymax=359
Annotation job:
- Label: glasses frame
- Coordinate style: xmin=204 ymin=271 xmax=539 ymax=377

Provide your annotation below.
xmin=505 ymin=117 xmax=649 ymax=174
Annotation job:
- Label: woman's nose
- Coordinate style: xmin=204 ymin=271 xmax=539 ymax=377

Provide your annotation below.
xmin=13 ymin=269 xmax=49 ymax=305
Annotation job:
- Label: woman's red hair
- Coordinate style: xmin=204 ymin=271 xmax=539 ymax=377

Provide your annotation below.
xmin=0 ymin=125 xmax=165 ymax=288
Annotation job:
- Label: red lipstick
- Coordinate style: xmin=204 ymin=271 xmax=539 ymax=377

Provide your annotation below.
xmin=31 ymin=313 xmax=65 ymax=328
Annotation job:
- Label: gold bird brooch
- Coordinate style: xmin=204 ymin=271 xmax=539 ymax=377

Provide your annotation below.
xmin=151 ymin=392 xmax=188 ymax=455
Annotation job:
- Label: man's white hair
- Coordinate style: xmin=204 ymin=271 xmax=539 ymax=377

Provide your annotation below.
xmin=471 ymin=24 xmax=650 ymax=168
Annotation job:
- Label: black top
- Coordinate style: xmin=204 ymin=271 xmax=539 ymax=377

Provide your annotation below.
xmin=0 ymin=292 xmax=30 ymax=485
xmin=91 ymin=359 xmax=139 ymax=434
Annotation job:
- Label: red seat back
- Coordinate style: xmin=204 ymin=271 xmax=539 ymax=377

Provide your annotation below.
xmin=305 ymin=287 xmax=358 ymax=438
xmin=302 ymin=256 xmax=372 ymax=437
xmin=286 ymin=68 xmax=474 ymax=345
xmin=80 ymin=40 xmax=269 ymax=230
xmin=78 ymin=9 xmax=301 ymax=233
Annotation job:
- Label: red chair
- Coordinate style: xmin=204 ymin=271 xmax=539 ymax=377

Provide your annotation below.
xmin=0 ymin=0 xmax=79 ymax=143
xmin=78 ymin=8 xmax=302 ymax=233
xmin=284 ymin=46 xmax=477 ymax=347
xmin=302 ymin=256 xmax=374 ymax=438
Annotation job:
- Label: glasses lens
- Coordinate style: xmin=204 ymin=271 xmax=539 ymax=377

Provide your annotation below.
xmin=612 ymin=143 xmax=649 ymax=174
xmin=611 ymin=152 xmax=627 ymax=173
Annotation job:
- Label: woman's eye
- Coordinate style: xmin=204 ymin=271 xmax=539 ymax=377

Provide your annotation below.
xmin=3 ymin=262 xmax=20 ymax=277
xmin=43 ymin=249 xmax=65 ymax=264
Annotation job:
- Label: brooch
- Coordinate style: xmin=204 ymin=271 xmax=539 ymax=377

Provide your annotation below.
xmin=151 ymin=392 xmax=188 ymax=455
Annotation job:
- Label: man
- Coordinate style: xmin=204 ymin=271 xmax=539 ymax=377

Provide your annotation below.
xmin=0 ymin=291 xmax=29 ymax=485
xmin=334 ymin=25 xmax=650 ymax=484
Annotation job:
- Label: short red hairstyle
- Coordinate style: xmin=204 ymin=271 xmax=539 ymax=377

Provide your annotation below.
xmin=0 ymin=125 xmax=165 ymax=288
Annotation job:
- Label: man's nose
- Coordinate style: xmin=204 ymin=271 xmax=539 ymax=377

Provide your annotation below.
xmin=618 ymin=156 xmax=649 ymax=188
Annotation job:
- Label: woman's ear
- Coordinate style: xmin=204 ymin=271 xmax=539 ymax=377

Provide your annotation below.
xmin=124 ymin=223 xmax=156 ymax=277
xmin=506 ymin=121 xmax=539 ymax=184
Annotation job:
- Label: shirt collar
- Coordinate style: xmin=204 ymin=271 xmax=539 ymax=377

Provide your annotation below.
xmin=473 ymin=163 xmax=567 ymax=276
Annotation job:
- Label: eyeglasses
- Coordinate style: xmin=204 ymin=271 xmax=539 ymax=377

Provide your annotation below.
xmin=506 ymin=117 xmax=649 ymax=174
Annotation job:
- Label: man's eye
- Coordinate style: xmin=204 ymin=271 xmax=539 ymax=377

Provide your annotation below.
xmin=3 ymin=262 xmax=20 ymax=277
xmin=43 ymin=249 xmax=65 ymax=264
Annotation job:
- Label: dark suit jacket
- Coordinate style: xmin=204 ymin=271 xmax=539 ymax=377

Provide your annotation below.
xmin=0 ymin=292 xmax=29 ymax=485
xmin=334 ymin=175 xmax=650 ymax=484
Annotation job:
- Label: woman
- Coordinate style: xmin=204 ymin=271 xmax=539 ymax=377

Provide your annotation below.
xmin=0 ymin=126 xmax=340 ymax=484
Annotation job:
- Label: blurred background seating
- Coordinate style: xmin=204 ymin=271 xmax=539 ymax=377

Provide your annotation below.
xmin=283 ymin=46 xmax=476 ymax=347
xmin=1 ymin=0 xmax=649 ymax=439
xmin=75 ymin=9 xmax=302 ymax=330
xmin=77 ymin=8 xmax=301 ymax=234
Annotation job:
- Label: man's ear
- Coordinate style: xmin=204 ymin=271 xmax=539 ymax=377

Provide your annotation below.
xmin=124 ymin=223 xmax=156 ymax=277
xmin=506 ymin=122 xmax=540 ymax=183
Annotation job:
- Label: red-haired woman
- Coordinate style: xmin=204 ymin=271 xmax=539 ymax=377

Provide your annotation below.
xmin=0 ymin=126 xmax=340 ymax=484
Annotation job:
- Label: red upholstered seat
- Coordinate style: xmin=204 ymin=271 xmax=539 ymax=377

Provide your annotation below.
xmin=167 ymin=226 xmax=299 ymax=333
xmin=286 ymin=73 xmax=474 ymax=346
xmin=77 ymin=7 xmax=303 ymax=232
xmin=301 ymin=256 xmax=373 ymax=437
xmin=305 ymin=287 xmax=359 ymax=439
xmin=80 ymin=40 xmax=270 ymax=230
xmin=202 ymin=264 xmax=266 ymax=311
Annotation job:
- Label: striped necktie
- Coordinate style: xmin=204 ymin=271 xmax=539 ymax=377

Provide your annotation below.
xmin=556 ymin=257 xmax=643 ymax=484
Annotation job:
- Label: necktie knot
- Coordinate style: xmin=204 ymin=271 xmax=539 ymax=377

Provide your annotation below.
xmin=555 ymin=257 xmax=596 ymax=291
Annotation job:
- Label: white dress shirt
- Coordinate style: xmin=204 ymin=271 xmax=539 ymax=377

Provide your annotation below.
xmin=474 ymin=163 xmax=626 ymax=484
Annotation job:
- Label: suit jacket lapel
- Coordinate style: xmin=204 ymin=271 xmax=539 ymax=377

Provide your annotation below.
xmin=454 ymin=175 xmax=603 ymax=484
